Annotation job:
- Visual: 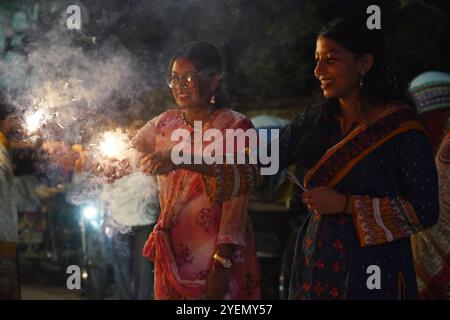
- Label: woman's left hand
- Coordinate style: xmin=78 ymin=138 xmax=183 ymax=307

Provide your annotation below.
xmin=206 ymin=264 xmax=231 ymax=300
xmin=302 ymin=186 xmax=347 ymax=215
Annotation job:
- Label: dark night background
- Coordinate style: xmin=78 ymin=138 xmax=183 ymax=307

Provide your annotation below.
xmin=1 ymin=0 xmax=450 ymax=300
xmin=2 ymin=0 xmax=450 ymax=118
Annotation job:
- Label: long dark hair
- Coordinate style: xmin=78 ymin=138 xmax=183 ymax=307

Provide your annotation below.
xmin=294 ymin=15 xmax=408 ymax=168
xmin=318 ymin=14 xmax=406 ymax=118
xmin=168 ymin=41 xmax=227 ymax=108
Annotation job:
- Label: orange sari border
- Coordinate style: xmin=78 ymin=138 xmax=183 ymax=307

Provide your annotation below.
xmin=304 ymin=105 xmax=425 ymax=189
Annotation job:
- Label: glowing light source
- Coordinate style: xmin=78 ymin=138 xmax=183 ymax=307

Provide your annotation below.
xmin=82 ymin=206 xmax=98 ymax=220
xmin=24 ymin=109 xmax=44 ymax=133
xmin=98 ymin=129 xmax=131 ymax=161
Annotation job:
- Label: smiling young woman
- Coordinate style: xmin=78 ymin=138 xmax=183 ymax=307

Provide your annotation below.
xmin=276 ymin=15 xmax=439 ymax=300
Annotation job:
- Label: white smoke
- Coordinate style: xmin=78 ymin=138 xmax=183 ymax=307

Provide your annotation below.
xmin=6 ymin=25 xmax=146 ymax=144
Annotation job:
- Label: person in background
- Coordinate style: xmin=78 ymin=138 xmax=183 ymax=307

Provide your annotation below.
xmin=409 ymin=71 xmax=450 ymax=299
xmin=100 ymin=120 xmax=160 ymax=300
xmin=0 ymin=103 xmax=20 ymax=299
xmin=409 ymin=71 xmax=450 ymax=153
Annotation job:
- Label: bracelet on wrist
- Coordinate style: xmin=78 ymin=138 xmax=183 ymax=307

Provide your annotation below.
xmin=213 ymin=253 xmax=232 ymax=269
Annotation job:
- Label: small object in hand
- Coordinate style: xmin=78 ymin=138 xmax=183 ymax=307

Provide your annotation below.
xmin=286 ymin=170 xmax=305 ymax=191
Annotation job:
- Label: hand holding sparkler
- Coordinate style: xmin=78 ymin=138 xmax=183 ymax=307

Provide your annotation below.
xmin=88 ymin=129 xmax=138 ymax=181
xmin=140 ymin=150 xmax=175 ymax=175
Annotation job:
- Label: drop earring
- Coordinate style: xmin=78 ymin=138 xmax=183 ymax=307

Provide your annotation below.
xmin=210 ymin=95 xmax=216 ymax=104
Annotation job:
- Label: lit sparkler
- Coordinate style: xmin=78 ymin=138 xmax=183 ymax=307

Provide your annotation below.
xmin=24 ymin=109 xmax=45 ymax=134
xmin=97 ymin=129 xmax=132 ymax=161
xmin=23 ymin=80 xmax=79 ymax=137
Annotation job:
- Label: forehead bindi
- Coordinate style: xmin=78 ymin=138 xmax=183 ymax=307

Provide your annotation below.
xmin=172 ymin=57 xmax=196 ymax=74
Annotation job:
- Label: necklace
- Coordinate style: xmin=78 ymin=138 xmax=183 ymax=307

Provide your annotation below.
xmin=180 ymin=107 xmax=217 ymax=128
xmin=180 ymin=111 xmax=193 ymax=128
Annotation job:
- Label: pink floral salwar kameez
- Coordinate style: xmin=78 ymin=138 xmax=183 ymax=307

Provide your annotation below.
xmin=133 ymin=107 xmax=260 ymax=300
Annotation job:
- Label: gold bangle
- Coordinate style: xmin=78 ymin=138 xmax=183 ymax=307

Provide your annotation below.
xmin=213 ymin=253 xmax=232 ymax=269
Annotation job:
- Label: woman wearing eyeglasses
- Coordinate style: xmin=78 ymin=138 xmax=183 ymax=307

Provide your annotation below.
xmin=133 ymin=41 xmax=260 ymax=300
xmin=178 ymin=16 xmax=440 ymax=300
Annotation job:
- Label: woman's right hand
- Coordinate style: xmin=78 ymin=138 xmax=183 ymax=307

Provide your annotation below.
xmin=302 ymin=187 xmax=349 ymax=214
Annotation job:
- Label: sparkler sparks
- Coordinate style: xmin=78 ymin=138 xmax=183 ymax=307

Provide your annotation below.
xmin=97 ymin=129 xmax=133 ymax=161
xmin=24 ymin=109 xmax=45 ymax=134
xmin=22 ymin=80 xmax=81 ymax=138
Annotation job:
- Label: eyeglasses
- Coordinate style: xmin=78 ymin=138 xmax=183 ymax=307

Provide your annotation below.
xmin=166 ymin=72 xmax=199 ymax=89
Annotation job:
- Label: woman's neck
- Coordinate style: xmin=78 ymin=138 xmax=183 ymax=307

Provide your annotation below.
xmin=182 ymin=104 xmax=215 ymax=125
xmin=339 ymin=91 xmax=362 ymax=123
xmin=338 ymin=92 xmax=386 ymax=134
